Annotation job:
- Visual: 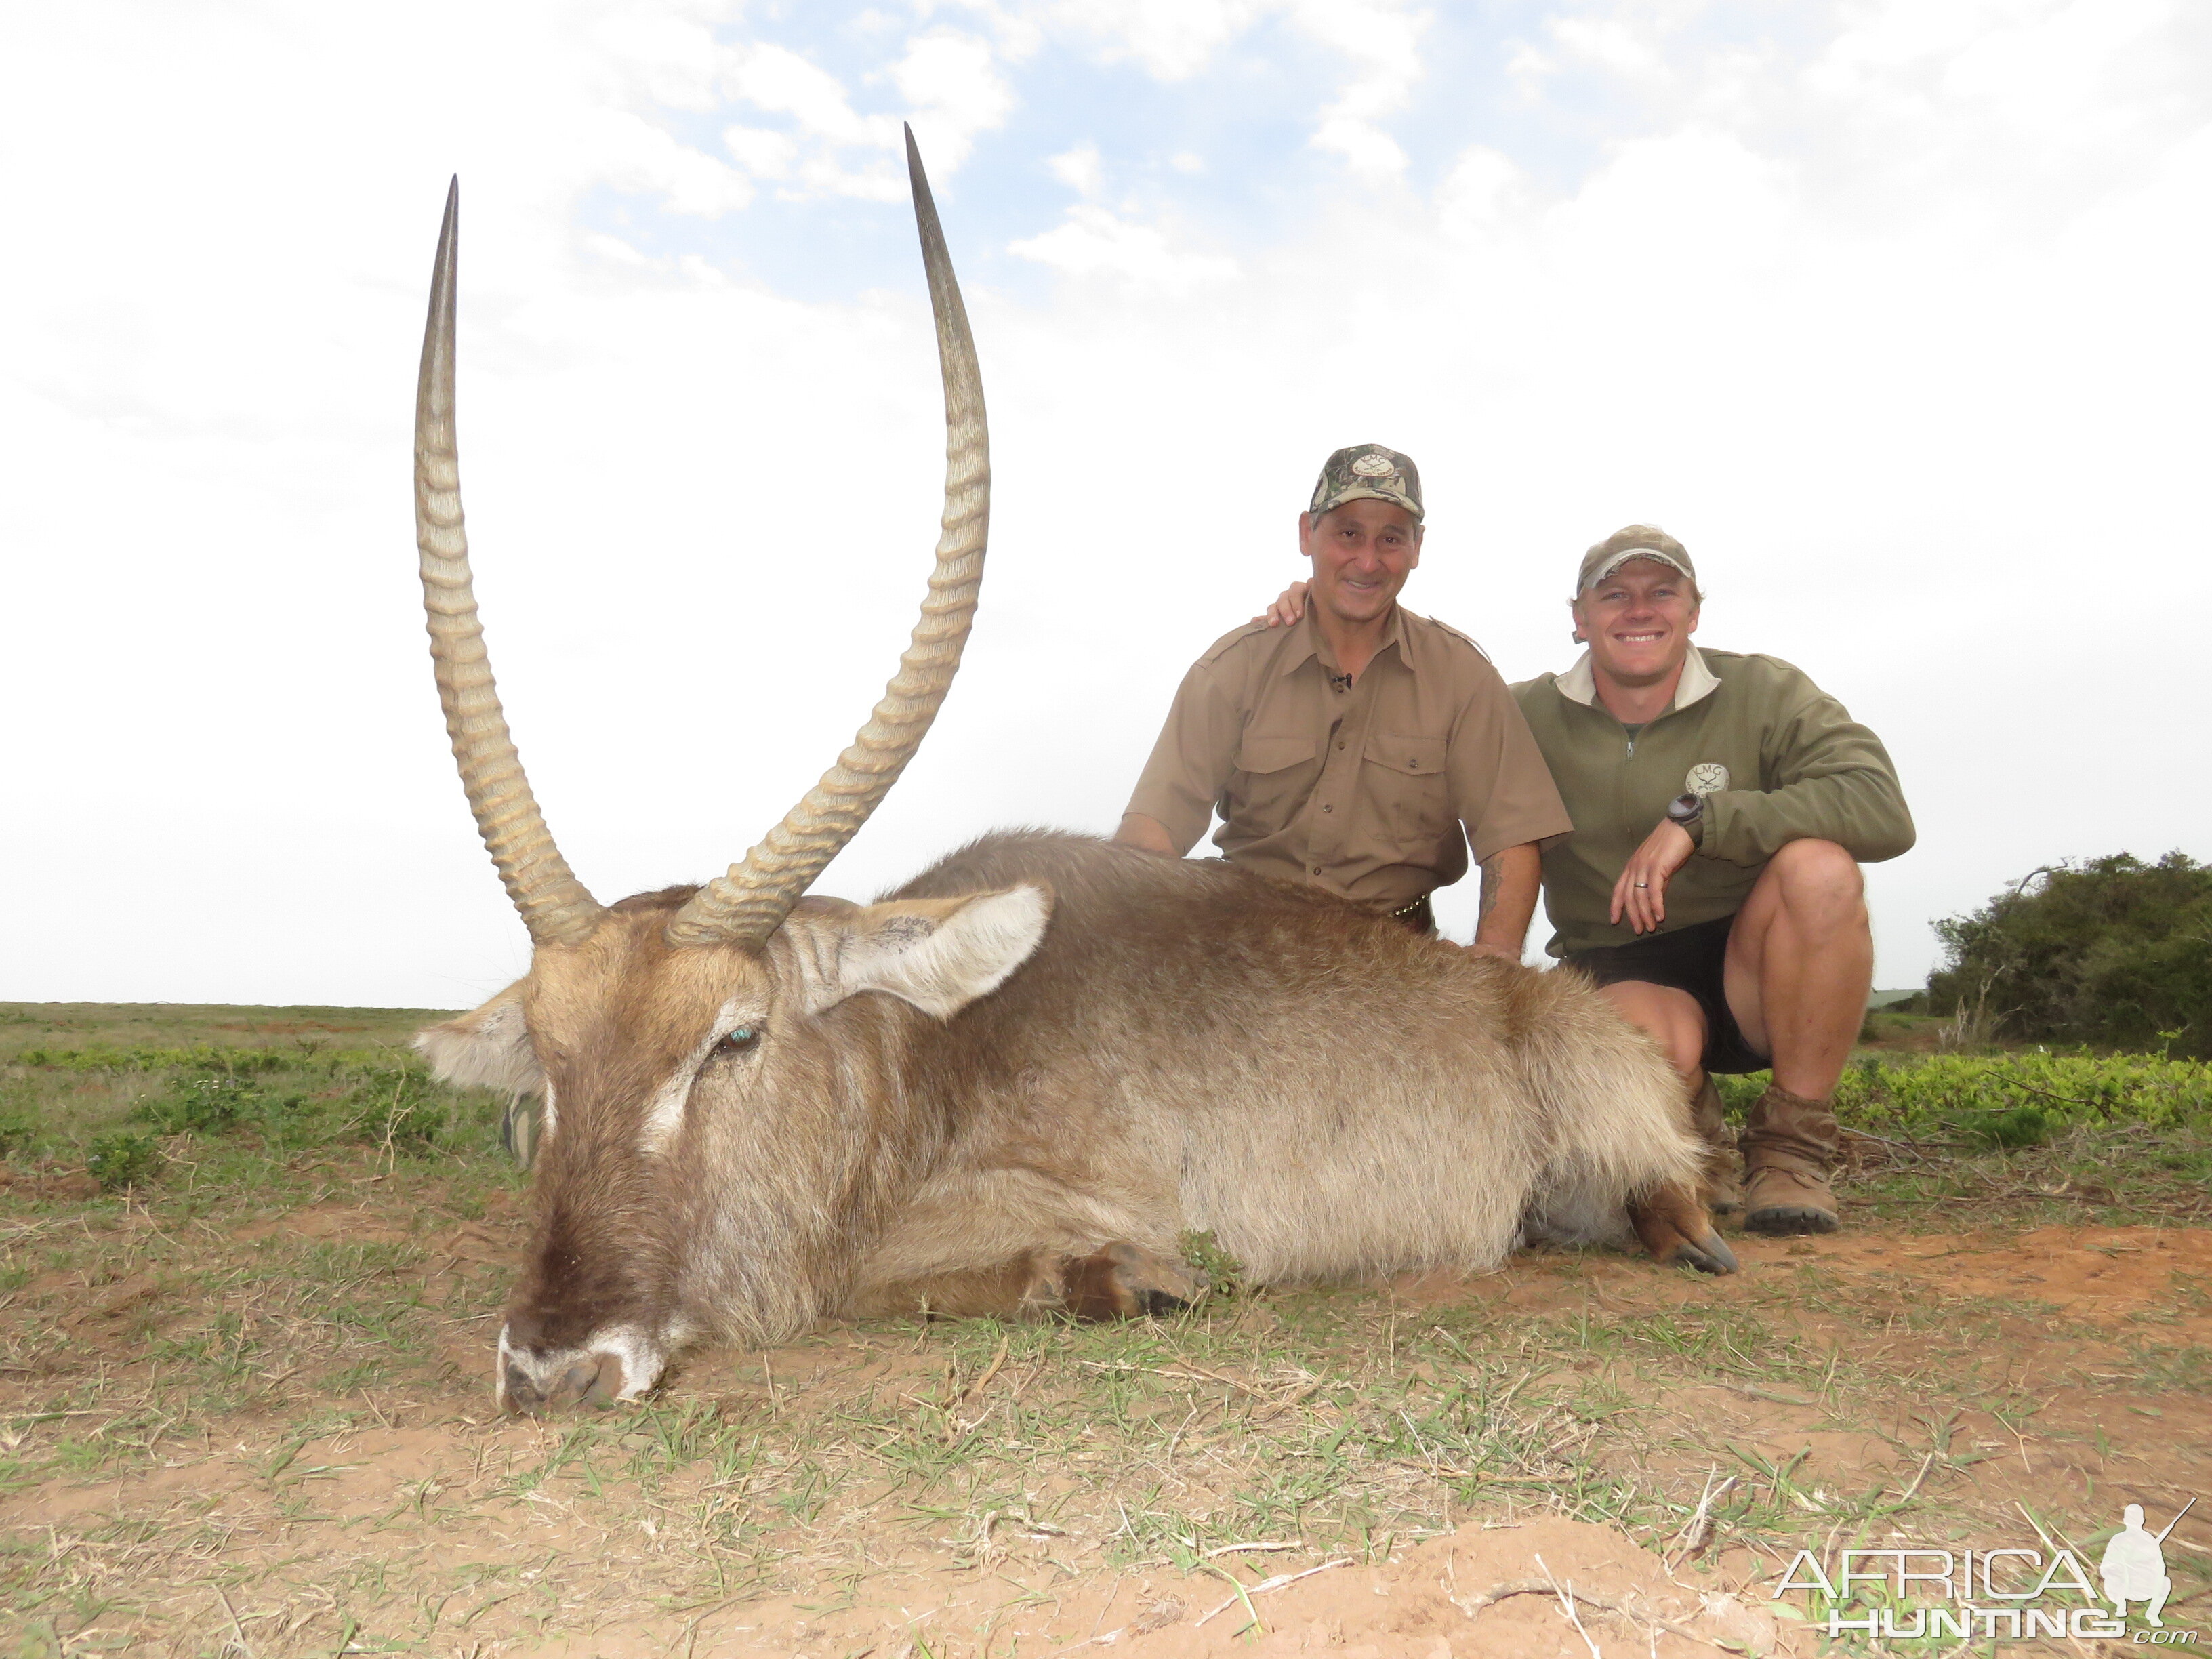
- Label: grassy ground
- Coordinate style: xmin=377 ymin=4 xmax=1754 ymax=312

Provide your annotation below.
xmin=2 ymin=1003 xmax=2207 ymax=1656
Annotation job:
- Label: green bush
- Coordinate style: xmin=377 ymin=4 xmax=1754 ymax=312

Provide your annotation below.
xmin=0 ymin=1100 xmax=39 ymax=1158
xmin=1928 ymin=852 xmax=2212 ymax=1057
xmin=1717 ymin=1050 xmax=2212 ymax=1143
xmin=85 ymin=1131 xmax=163 ymax=1191
xmin=352 ymin=1066 xmax=447 ymax=1149
xmin=13 ymin=1044 xmax=303 ymax=1073
xmin=135 ymin=1072 xmax=253 ymax=1134
xmin=7 ymin=1044 xmax=497 ymax=1167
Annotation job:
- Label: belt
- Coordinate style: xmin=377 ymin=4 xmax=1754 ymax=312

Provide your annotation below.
xmin=1385 ymin=893 xmax=1435 ymax=935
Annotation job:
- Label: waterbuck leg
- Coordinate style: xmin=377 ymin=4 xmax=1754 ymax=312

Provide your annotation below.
xmin=846 ymin=1257 xmax=1046 ymax=1321
xmin=1052 ymin=1242 xmax=1210 ymax=1319
xmin=1627 ymin=1181 xmax=1740 ymax=1275
xmin=853 ymin=1242 xmax=1208 ymax=1322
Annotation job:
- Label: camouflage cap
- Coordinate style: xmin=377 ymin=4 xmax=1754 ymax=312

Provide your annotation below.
xmin=1309 ymin=444 xmax=1423 ymax=523
xmin=1576 ymin=524 xmax=1698 ymax=594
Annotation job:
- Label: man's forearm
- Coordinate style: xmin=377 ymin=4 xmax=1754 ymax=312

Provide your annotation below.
xmin=1113 ymin=813 xmax=1181 ymax=856
xmin=1474 ymin=842 xmax=1542 ymax=956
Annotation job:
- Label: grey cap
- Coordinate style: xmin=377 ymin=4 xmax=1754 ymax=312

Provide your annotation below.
xmin=1309 ymin=444 xmax=1423 ymax=523
xmin=1577 ymin=524 xmax=1697 ymax=594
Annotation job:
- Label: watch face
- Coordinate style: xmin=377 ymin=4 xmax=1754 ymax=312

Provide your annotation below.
xmin=1687 ymin=762 xmax=1729 ymax=796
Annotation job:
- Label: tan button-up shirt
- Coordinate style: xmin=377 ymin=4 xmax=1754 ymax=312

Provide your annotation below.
xmin=1126 ymin=607 xmax=1573 ymax=912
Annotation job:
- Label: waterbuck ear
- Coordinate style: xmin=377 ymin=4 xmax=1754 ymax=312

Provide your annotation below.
xmin=787 ymin=885 xmax=1052 ymax=1019
xmin=414 ymin=981 xmax=544 ymax=1095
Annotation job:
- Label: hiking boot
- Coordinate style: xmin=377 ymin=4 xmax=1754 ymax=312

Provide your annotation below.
xmin=1740 ymin=1083 xmax=1840 ymax=1235
xmin=1689 ymin=1075 xmax=1742 ymax=1214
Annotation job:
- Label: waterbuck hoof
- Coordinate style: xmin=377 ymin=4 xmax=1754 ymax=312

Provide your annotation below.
xmin=1627 ymin=1181 xmax=1737 ymax=1275
xmin=1061 ymin=1242 xmax=1209 ymax=1320
xmin=1673 ymin=1231 xmax=1740 ymax=1276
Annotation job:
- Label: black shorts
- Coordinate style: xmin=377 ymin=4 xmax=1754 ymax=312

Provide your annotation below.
xmin=1564 ymin=913 xmax=1770 ymax=1076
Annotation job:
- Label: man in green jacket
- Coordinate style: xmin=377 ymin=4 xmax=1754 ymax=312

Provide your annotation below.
xmin=1513 ymin=525 xmax=1914 ymax=1235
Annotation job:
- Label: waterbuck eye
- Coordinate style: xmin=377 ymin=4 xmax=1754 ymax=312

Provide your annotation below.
xmin=715 ymin=1027 xmax=759 ymax=1056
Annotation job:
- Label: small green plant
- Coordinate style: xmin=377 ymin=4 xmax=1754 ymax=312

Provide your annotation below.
xmin=354 ymin=1067 xmax=447 ymax=1150
xmin=1965 ymin=1104 xmax=2052 ymax=1150
xmin=1178 ymin=1229 xmax=1246 ymax=1298
xmin=135 ymin=1071 xmax=252 ymax=1134
xmin=0 ymin=1104 xmax=37 ymax=1159
xmin=84 ymin=1130 xmax=163 ymax=1191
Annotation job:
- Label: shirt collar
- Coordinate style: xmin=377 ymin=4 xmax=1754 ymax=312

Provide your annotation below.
xmin=1282 ymin=603 xmax=1408 ymax=678
xmin=1555 ymin=643 xmax=1720 ymax=713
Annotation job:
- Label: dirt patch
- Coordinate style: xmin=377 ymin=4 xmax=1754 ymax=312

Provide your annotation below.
xmin=519 ymin=1516 xmax=1795 ymax=1657
xmin=7 ymin=1166 xmax=2208 ymax=1656
xmin=230 ymin=1202 xmax=413 ymax=1244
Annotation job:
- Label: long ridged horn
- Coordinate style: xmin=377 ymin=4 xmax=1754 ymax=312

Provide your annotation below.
xmin=665 ymin=127 xmax=989 ymax=950
xmin=415 ymin=178 xmax=605 ymax=947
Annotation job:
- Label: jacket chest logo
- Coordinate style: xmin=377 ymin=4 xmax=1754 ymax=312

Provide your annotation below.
xmin=1687 ymin=762 xmax=1729 ymax=796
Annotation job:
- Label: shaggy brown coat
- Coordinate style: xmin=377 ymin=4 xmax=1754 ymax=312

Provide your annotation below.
xmin=420 ymin=832 xmax=1719 ymax=1413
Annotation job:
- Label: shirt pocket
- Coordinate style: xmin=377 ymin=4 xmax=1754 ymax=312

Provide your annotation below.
xmin=1229 ymin=734 xmax=1320 ymax=834
xmin=1361 ymin=732 xmax=1452 ymax=850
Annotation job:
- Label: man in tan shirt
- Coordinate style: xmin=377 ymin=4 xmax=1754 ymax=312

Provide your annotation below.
xmin=1116 ymin=445 xmax=1571 ymax=958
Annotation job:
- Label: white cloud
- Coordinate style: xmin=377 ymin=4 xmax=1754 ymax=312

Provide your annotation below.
xmin=1009 ymin=204 xmax=1240 ymax=289
xmin=1549 ymin=14 xmax=1663 ymax=77
xmin=893 ymin=31 xmax=1018 ymax=169
xmin=590 ymin=110 xmax=755 ymax=215
xmin=1048 ymin=140 xmax=1105 ymax=195
xmin=1035 ymin=0 xmax=1267 ymax=79
xmin=725 ymin=41 xmax=888 ymax=146
xmin=1436 ymin=145 xmax=1527 ymax=239
xmin=1287 ymin=0 xmax=1427 ymax=180
xmin=724 ymin=123 xmax=799 ymax=178
xmin=714 ymin=29 xmax=1016 ymax=200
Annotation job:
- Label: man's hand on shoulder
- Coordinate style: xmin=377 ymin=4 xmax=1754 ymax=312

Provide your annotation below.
xmin=1462 ymin=941 xmax=1521 ymax=964
xmin=1251 ymin=581 xmax=1309 ymax=628
xmin=1610 ymin=819 xmax=1697 ymax=935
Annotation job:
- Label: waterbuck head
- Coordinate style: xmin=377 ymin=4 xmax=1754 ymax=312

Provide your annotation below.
xmin=406 ymin=131 xmax=1028 ymax=1413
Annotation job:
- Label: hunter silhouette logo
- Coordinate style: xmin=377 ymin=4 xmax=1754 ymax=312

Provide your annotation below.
xmin=2104 ymin=1498 xmax=2192 ymax=1627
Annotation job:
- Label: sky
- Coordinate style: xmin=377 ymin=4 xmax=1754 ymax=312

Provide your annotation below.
xmin=3 ymin=0 xmax=2207 ymax=1010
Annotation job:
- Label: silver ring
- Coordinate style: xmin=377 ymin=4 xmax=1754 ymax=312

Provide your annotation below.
xmin=1633 ymin=882 xmax=1649 ymax=888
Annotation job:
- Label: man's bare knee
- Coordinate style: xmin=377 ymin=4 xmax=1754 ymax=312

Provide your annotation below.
xmin=1597 ymin=981 xmax=1705 ymax=1078
xmin=1769 ymin=838 xmax=1862 ymax=891
xmin=1764 ymin=840 xmax=1865 ymax=918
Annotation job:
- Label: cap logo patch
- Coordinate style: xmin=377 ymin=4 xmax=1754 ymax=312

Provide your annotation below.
xmin=1687 ymin=762 xmax=1729 ymax=796
xmin=1349 ymin=453 xmax=1397 ymax=478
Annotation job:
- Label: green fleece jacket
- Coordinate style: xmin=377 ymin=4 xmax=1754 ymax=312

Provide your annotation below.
xmin=1512 ymin=647 xmax=1914 ymax=958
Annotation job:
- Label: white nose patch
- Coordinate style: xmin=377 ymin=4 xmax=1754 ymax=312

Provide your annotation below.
xmin=496 ymin=1323 xmax=665 ymax=1412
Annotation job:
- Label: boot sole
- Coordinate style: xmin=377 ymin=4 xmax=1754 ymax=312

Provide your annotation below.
xmin=1744 ymin=1204 xmax=1839 ymax=1237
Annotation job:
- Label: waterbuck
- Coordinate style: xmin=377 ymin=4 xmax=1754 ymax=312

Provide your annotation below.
xmin=410 ymin=133 xmax=1736 ymax=1416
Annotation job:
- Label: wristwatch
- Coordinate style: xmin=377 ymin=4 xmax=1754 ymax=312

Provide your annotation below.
xmin=1665 ymin=791 xmax=1706 ymax=845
